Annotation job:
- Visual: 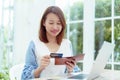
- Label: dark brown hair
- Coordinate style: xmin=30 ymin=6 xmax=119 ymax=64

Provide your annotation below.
xmin=39 ymin=6 xmax=66 ymax=45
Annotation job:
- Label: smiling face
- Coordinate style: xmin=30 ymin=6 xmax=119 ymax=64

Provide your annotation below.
xmin=44 ymin=13 xmax=62 ymax=38
xmin=39 ymin=6 xmax=66 ymax=44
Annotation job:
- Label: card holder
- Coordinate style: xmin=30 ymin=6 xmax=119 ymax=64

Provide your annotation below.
xmin=55 ymin=54 xmax=85 ymax=65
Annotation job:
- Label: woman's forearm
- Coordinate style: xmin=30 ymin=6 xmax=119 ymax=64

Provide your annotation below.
xmin=34 ymin=67 xmax=44 ymax=78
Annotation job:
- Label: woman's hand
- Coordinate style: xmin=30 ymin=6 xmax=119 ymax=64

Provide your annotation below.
xmin=65 ymin=59 xmax=76 ymax=73
xmin=40 ymin=55 xmax=50 ymax=70
xmin=34 ymin=55 xmax=50 ymax=78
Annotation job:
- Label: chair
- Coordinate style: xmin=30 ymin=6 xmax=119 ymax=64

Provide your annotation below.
xmin=9 ymin=63 xmax=24 ymax=80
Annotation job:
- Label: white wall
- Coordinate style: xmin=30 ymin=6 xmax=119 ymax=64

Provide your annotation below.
xmin=13 ymin=0 xmax=55 ymax=64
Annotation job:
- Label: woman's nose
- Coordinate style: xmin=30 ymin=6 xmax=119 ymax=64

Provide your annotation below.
xmin=53 ymin=24 xmax=58 ymax=29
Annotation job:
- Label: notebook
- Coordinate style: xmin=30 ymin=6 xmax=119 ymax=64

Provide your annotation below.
xmin=68 ymin=41 xmax=115 ymax=80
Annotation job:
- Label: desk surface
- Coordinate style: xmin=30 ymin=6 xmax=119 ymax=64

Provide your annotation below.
xmin=100 ymin=69 xmax=120 ymax=80
xmin=32 ymin=69 xmax=120 ymax=80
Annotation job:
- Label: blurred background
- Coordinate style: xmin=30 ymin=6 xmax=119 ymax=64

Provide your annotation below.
xmin=0 ymin=0 xmax=120 ymax=79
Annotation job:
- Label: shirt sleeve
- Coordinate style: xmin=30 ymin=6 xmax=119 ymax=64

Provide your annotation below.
xmin=73 ymin=65 xmax=81 ymax=72
xmin=21 ymin=41 xmax=38 ymax=80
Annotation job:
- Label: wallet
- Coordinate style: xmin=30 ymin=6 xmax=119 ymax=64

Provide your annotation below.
xmin=55 ymin=54 xmax=85 ymax=65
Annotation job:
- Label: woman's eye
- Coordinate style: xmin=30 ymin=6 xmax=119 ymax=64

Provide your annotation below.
xmin=57 ymin=23 xmax=61 ymax=25
xmin=49 ymin=23 xmax=53 ymax=24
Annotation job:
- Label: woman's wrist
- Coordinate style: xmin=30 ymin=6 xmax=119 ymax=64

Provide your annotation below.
xmin=67 ymin=69 xmax=73 ymax=73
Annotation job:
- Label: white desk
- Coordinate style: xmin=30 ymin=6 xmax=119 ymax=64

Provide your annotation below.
xmin=32 ymin=69 xmax=120 ymax=80
xmin=99 ymin=69 xmax=120 ymax=80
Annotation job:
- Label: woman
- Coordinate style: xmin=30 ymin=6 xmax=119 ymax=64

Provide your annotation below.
xmin=21 ymin=6 xmax=80 ymax=79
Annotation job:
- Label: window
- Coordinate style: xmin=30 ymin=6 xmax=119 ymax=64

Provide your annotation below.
xmin=56 ymin=0 xmax=120 ymax=71
xmin=95 ymin=0 xmax=120 ymax=70
xmin=0 ymin=0 xmax=14 ymax=71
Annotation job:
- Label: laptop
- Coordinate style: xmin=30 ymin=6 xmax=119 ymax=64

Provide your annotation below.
xmin=68 ymin=41 xmax=115 ymax=80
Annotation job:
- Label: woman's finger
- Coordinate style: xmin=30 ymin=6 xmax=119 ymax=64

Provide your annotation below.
xmin=43 ymin=55 xmax=50 ymax=59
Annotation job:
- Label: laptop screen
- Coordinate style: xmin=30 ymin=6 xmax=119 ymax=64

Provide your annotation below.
xmin=88 ymin=41 xmax=115 ymax=79
xmin=68 ymin=41 xmax=115 ymax=80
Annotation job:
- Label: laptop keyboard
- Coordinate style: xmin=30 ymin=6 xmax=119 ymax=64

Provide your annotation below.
xmin=68 ymin=74 xmax=88 ymax=79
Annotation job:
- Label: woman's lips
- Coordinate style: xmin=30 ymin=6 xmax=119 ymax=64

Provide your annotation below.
xmin=51 ymin=30 xmax=59 ymax=34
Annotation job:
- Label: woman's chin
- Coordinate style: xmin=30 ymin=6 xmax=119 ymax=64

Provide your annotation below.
xmin=52 ymin=34 xmax=58 ymax=37
xmin=50 ymin=33 xmax=59 ymax=37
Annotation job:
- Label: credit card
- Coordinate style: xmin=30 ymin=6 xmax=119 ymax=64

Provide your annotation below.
xmin=50 ymin=53 xmax=63 ymax=58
